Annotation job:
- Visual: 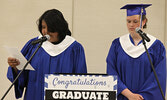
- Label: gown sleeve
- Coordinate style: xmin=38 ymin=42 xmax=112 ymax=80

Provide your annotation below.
xmin=73 ymin=42 xmax=87 ymax=74
xmin=139 ymin=41 xmax=166 ymax=100
xmin=106 ymin=39 xmax=127 ymax=96
xmin=7 ymin=37 xmax=37 ymax=99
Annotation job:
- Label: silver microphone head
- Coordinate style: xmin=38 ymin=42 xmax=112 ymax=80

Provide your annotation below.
xmin=135 ymin=27 xmax=141 ymax=33
xmin=44 ymin=35 xmax=50 ymax=40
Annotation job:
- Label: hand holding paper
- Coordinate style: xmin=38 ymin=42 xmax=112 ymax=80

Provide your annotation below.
xmin=5 ymin=46 xmax=34 ymax=70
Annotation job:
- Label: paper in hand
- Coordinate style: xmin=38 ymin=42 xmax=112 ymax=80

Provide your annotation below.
xmin=4 ymin=46 xmax=35 ymax=70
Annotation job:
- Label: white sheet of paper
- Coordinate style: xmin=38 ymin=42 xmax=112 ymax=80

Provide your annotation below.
xmin=5 ymin=46 xmax=35 ymax=70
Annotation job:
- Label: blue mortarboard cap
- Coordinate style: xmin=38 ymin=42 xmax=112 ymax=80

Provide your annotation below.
xmin=120 ymin=4 xmax=152 ymax=16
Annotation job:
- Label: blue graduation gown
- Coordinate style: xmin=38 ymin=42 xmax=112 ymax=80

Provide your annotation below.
xmin=106 ymin=34 xmax=166 ymax=100
xmin=7 ymin=36 xmax=87 ymax=100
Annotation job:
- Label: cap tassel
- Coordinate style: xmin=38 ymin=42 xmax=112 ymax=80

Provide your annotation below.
xmin=140 ymin=7 xmax=144 ymax=28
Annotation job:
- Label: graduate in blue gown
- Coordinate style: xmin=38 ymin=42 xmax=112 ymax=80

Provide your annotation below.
xmin=7 ymin=9 xmax=87 ymax=100
xmin=106 ymin=4 xmax=166 ymax=100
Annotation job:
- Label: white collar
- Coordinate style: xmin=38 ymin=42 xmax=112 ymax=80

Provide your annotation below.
xmin=120 ymin=34 xmax=156 ymax=58
xmin=39 ymin=35 xmax=75 ymax=56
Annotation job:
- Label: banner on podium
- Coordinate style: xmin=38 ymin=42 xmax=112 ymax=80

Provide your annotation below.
xmin=44 ymin=74 xmax=117 ymax=100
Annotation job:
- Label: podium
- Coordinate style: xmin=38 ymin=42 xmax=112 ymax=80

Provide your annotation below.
xmin=44 ymin=74 xmax=117 ymax=100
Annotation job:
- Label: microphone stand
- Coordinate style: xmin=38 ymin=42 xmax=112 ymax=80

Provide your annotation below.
xmin=142 ymin=38 xmax=165 ymax=100
xmin=1 ymin=42 xmax=43 ymax=100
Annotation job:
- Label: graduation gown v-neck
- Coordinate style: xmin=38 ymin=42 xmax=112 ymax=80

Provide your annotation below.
xmin=7 ymin=35 xmax=87 ymax=100
xmin=106 ymin=34 xmax=166 ymax=100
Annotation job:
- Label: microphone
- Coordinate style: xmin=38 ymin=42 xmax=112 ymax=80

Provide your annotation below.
xmin=135 ymin=27 xmax=150 ymax=42
xmin=31 ymin=35 xmax=50 ymax=45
